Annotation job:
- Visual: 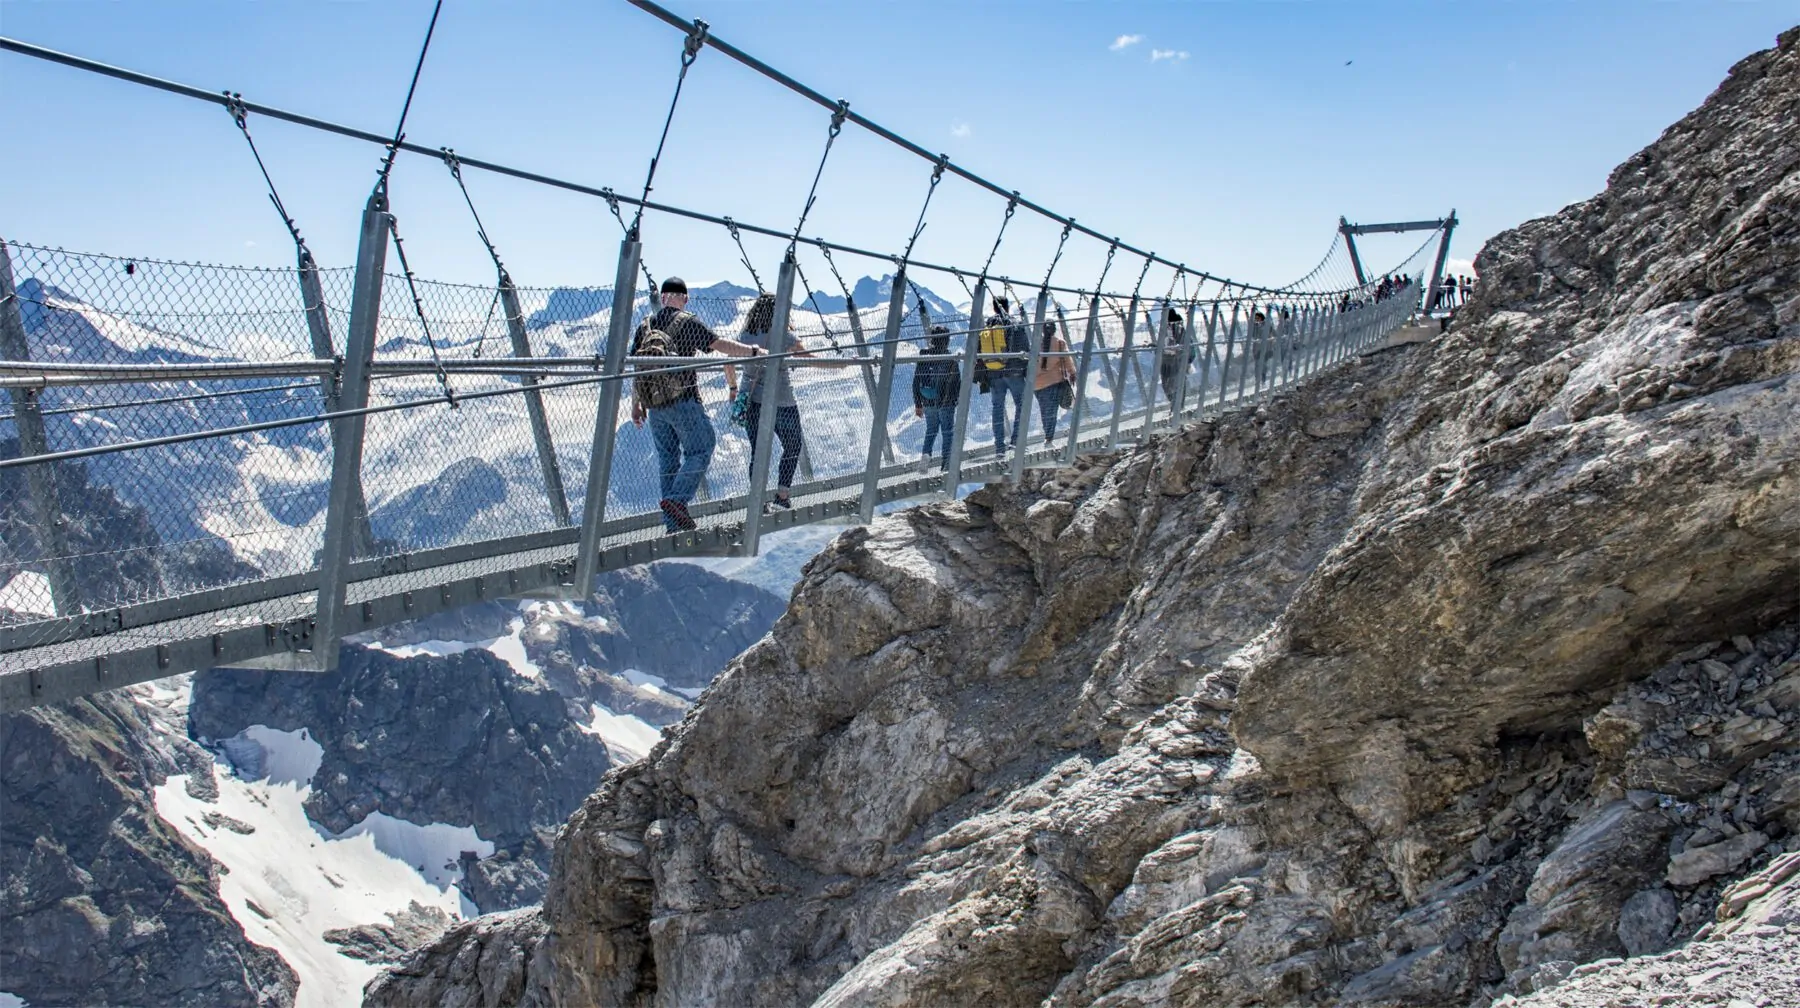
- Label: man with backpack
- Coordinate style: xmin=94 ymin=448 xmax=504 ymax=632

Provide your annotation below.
xmin=629 ymin=277 xmax=768 ymax=533
xmin=977 ymin=295 xmax=1030 ymax=458
xmin=912 ymin=325 xmax=961 ymax=472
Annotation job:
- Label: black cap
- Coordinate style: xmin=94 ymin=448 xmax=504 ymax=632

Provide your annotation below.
xmin=930 ymin=325 xmax=949 ymax=335
xmin=660 ymin=277 xmax=688 ymax=295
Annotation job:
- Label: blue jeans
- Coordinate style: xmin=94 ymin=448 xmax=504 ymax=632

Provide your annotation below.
xmin=987 ymin=372 xmax=1024 ymax=451
xmin=921 ymin=404 xmax=955 ymax=465
xmin=648 ymin=397 xmax=715 ymax=529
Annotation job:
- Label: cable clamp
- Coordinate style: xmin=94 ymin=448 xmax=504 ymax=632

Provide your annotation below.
xmin=829 ymin=99 xmax=849 ymax=137
xmin=682 ymin=20 xmax=710 ymax=65
xmin=222 ymin=90 xmax=249 ymax=129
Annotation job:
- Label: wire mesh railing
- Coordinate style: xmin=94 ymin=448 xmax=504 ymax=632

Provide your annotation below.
xmin=1 ymin=234 xmax=1426 ymax=708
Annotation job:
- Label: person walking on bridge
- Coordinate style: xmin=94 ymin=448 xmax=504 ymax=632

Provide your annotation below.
xmin=630 ymin=277 xmax=767 ymax=533
xmin=912 ymin=325 xmax=961 ymax=471
xmin=978 ymin=295 xmax=1030 ymax=459
xmin=1158 ymin=307 xmax=1189 ymax=405
xmin=1034 ymin=319 xmax=1077 ymax=448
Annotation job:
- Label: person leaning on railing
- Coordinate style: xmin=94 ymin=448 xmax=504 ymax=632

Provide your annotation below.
xmin=724 ymin=292 xmax=848 ymax=513
xmin=1033 ymin=319 xmax=1077 ymax=449
xmin=629 ymin=276 xmax=767 ymax=533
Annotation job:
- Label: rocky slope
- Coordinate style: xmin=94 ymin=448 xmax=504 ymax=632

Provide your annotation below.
xmin=191 ymin=642 xmax=612 ymax=915
xmin=0 ymin=689 xmax=297 ymax=1006
xmin=188 ymin=564 xmax=781 ymax=915
xmin=369 ymin=27 xmax=1799 ymax=1008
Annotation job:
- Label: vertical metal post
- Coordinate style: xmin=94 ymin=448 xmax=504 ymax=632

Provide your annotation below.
xmin=1062 ymin=296 xmax=1100 ymax=465
xmin=1142 ymin=301 xmax=1170 ymax=442
xmin=1309 ymin=305 xmax=1323 ymax=373
xmin=571 ymin=239 xmax=641 ymax=599
xmin=1422 ymin=211 xmax=1458 ymax=316
xmin=1236 ymin=306 xmax=1254 ymax=403
xmin=1008 ymin=289 xmax=1049 ymax=481
xmin=742 ymin=257 xmax=796 ymax=555
xmin=295 ymin=253 xmax=375 ymax=555
xmin=1340 ymin=217 xmax=1368 ymax=286
xmin=1170 ymin=298 xmax=1199 ymax=425
xmin=312 ymin=193 xmax=389 ymax=670
xmin=1195 ymin=299 xmax=1220 ymax=416
xmin=1280 ymin=308 xmax=1296 ymax=386
xmin=498 ymin=275 xmax=572 ymax=526
xmin=844 ymin=295 xmax=896 ymax=466
xmin=1220 ymin=301 xmax=1241 ymax=409
xmin=859 ymin=269 xmax=908 ymax=522
xmin=0 ymin=239 xmax=79 ymax=616
xmin=944 ymin=280 xmax=986 ymax=493
xmin=1116 ymin=295 xmax=1141 ymax=441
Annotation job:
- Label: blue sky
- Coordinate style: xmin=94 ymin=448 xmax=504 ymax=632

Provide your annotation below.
xmin=2 ymin=1 xmax=1792 ymax=298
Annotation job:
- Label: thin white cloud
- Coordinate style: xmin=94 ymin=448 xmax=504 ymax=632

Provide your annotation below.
xmin=1150 ymin=49 xmax=1190 ymax=62
xmin=1110 ymin=34 xmax=1143 ymax=51
xmin=951 ymin=121 xmax=971 ymax=138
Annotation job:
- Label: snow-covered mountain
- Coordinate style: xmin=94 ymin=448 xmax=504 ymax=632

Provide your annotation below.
xmin=5 ymin=266 xmax=1159 ymax=603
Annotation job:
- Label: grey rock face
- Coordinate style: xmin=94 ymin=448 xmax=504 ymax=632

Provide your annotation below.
xmin=581 ymin=563 xmax=788 ymax=691
xmin=325 ymin=901 xmax=456 ymax=965
xmin=371 ymin=27 xmax=1800 ymax=1008
xmin=1615 ymin=887 xmax=1678 ymax=957
xmin=1 ymin=690 xmax=298 ymax=1007
xmin=191 ymin=643 xmax=610 ymax=913
xmin=361 ymin=908 xmax=552 ymax=1008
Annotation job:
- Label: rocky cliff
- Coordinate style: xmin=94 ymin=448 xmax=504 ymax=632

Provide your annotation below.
xmin=371 ymin=29 xmax=1800 ymax=1008
xmin=191 ymin=643 xmax=612 ymax=914
xmin=0 ymin=689 xmax=297 ymax=1006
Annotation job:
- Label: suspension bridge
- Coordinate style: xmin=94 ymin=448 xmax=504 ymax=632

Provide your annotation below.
xmin=0 ymin=1 xmax=1457 ymax=712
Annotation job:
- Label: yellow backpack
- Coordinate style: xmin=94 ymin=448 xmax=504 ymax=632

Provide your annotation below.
xmin=979 ymin=325 xmax=1008 ymax=371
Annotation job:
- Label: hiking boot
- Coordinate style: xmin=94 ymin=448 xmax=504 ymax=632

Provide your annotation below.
xmin=916 ymin=456 xmax=932 ymax=474
xmin=659 ymin=498 xmax=697 ymax=531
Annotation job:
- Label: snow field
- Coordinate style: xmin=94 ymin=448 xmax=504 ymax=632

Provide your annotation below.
xmin=153 ymin=726 xmax=492 ymax=1008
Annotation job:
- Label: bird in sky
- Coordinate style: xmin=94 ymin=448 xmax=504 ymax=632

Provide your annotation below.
xmin=1345 ymin=60 xmax=1354 ymax=66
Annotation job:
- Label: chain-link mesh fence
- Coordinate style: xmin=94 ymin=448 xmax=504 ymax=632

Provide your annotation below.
xmin=3 ymin=233 xmax=1425 ymax=677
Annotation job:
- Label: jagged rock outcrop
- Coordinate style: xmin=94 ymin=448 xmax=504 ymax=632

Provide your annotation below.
xmin=191 ymin=644 xmax=611 ymax=912
xmin=371 ymin=28 xmax=1799 ymax=1008
xmin=0 ymin=690 xmax=298 ymax=1006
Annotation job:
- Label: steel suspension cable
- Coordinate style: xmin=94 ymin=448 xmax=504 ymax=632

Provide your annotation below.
xmin=786 ymin=100 xmax=849 ymax=254
xmin=222 ymin=93 xmax=312 ymax=263
xmin=0 ymin=36 xmax=1393 ymax=301
xmin=384 ymin=216 xmax=455 ymax=403
xmin=374 ymin=0 xmax=444 ymax=195
xmin=792 ymin=259 xmax=844 ymax=353
xmin=979 ymin=193 xmax=1020 ymax=280
xmin=723 ymin=218 xmax=764 ymax=292
xmin=630 ymin=18 xmax=709 ymax=238
xmin=901 ymin=155 xmax=948 ymax=265
xmin=1041 ymin=221 xmax=1074 ymax=293
xmin=439 ymin=148 xmax=509 ymax=280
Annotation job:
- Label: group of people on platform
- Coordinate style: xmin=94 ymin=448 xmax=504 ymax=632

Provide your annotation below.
xmin=628 ymin=277 xmax=1331 ymax=535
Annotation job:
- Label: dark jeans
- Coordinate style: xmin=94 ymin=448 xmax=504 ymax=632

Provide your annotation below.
xmin=743 ymin=400 xmax=804 ymax=493
xmin=1034 ymin=384 xmax=1065 ymax=443
xmin=648 ymin=397 xmax=715 ymax=529
xmin=1159 ymin=355 xmax=1185 ymax=404
xmin=987 ymin=372 xmax=1025 ymax=451
xmin=921 ymin=404 xmax=955 ymax=464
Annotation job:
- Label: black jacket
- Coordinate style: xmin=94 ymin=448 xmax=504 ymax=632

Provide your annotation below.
xmin=912 ymin=356 xmax=961 ymax=408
